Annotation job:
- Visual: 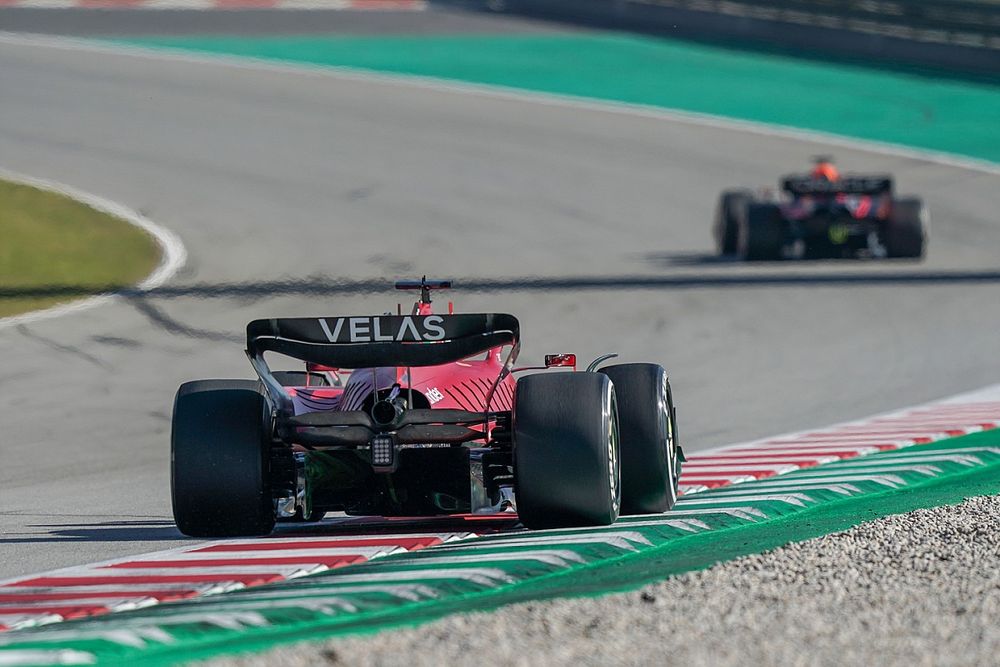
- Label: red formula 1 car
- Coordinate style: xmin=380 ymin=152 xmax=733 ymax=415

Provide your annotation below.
xmin=171 ymin=279 xmax=683 ymax=536
xmin=714 ymin=158 xmax=928 ymax=260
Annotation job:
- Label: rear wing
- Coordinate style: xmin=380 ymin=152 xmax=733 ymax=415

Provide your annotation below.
xmin=782 ymin=175 xmax=893 ymax=196
xmin=248 ymin=313 xmax=518 ymax=368
xmin=247 ymin=313 xmax=520 ymax=414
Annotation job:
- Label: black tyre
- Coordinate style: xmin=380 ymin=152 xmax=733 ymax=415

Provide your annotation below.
xmin=272 ymin=371 xmax=331 ymax=387
xmin=738 ymin=203 xmax=785 ymax=261
xmin=714 ymin=190 xmax=752 ymax=255
xmin=514 ymin=372 xmax=620 ymax=529
xmin=171 ymin=380 xmax=275 ymax=537
xmin=885 ymin=197 xmax=927 ymax=259
xmin=600 ymin=363 xmax=679 ymax=514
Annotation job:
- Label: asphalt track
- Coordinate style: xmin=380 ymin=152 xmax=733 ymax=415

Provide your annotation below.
xmin=2 ymin=11 xmax=1000 ymax=581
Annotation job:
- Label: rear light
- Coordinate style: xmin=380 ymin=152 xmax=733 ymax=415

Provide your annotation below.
xmin=544 ymin=354 xmax=577 ymax=370
xmin=370 ymin=434 xmax=397 ymax=471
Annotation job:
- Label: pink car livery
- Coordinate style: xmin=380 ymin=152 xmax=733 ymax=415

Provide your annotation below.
xmin=170 ymin=279 xmax=683 ymax=536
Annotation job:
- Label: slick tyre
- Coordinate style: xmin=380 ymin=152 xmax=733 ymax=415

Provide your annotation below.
xmin=738 ymin=203 xmax=784 ymax=261
xmin=600 ymin=363 xmax=679 ymax=514
xmin=514 ymin=372 xmax=621 ymax=529
xmin=885 ymin=198 xmax=927 ymax=259
xmin=715 ymin=190 xmax=752 ymax=255
xmin=171 ymin=380 xmax=275 ymax=537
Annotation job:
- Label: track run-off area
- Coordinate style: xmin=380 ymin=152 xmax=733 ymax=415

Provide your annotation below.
xmin=1 ymin=5 xmax=999 ymax=664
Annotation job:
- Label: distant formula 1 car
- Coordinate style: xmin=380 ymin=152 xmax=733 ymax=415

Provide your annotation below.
xmin=171 ymin=279 xmax=683 ymax=537
xmin=714 ymin=158 xmax=928 ymax=260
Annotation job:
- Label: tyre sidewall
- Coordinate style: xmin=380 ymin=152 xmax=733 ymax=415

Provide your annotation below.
xmin=513 ymin=372 xmax=620 ymax=529
xmin=885 ymin=197 xmax=927 ymax=258
xmin=171 ymin=380 xmax=275 ymax=537
xmin=600 ymin=363 xmax=678 ymax=514
xmin=739 ymin=203 xmax=784 ymax=261
xmin=716 ymin=190 xmax=751 ymax=255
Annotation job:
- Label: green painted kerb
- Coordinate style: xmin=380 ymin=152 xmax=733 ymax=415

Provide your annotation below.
xmin=2 ymin=431 xmax=998 ymax=665
xmin=106 ymin=33 xmax=1000 ymax=163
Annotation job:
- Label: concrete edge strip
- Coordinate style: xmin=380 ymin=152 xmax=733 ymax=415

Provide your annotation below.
xmin=0 ymin=31 xmax=997 ymax=178
xmin=0 ymin=167 xmax=188 ymax=330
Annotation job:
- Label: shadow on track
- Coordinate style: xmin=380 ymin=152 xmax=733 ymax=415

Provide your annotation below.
xmin=5 ymin=270 xmax=999 ymax=342
xmin=5 ymin=268 xmax=1000 ymax=303
xmin=5 ymin=517 xmax=519 ymax=544
xmin=7 ymin=520 xmax=188 ymax=543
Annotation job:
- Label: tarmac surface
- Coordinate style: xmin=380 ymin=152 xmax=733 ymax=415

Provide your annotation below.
xmin=1 ymin=10 xmax=999 ymax=579
xmin=0 ymin=6 xmax=569 ymax=36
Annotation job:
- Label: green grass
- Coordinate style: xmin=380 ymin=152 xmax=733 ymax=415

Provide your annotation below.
xmin=0 ymin=179 xmax=161 ymax=318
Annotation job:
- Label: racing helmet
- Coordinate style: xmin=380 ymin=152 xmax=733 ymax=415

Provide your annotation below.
xmin=811 ymin=160 xmax=840 ymax=182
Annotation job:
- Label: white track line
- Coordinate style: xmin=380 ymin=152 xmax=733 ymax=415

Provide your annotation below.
xmin=0 ymin=31 xmax=997 ymax=179
xmin=0 ymin=29 xmax=994 ymax=328
xmin=1 ymin=30 xmax=999 ymax=634
xmin=0 ymin=168 xmax=187 ymax=331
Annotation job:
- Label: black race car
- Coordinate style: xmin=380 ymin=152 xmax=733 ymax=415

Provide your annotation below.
xmin=714 ymin=161 xmax=928 ymax=260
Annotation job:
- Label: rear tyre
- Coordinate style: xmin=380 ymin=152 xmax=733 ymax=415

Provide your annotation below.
xmin=171 ymin=380 xmax=275 ymax=537
xmin=514 ymin=373 xmax=621 ymax=529
xmin=885 ymin=197 xmax=927 ymax=259
xmin=738 ymin=203 xmax=785 ymax=261
xmin=714 ymin=190 xmax=752 ymax=255
xmin=600 ymin=363 xmax=679 ymax=514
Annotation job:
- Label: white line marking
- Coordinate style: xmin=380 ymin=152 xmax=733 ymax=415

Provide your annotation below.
xmin=679 ymin=464 xmax=801 ymax=474
xmin=663 ymin=507 xmax=769 ymax=520
xmin=114 ymin=547 xmax=393 ymax=561
xmin=0 ymin=649 xmax=96 ymax=666
xmin=316 ymin=568 xmax=514 ymax=587
xmin=0 ymin=30 xmax=997 ymax=181
xmin=679 ymin=474 xmax=759 ymax=484
xmin=832 ymin=455 xmax=973 ymax=467
xmin=47 ymin=565 xmax=321 ymax=578
xmin=676 ymin=493 xmax=814 ymax=507
xmin=703 ymin=483 xmax=859 ymax=496
xmin=788 ymin=465 xmax=940 ymax=477
xmin=208 ymin=583 xmax=438 ymax=602
xmin=439 ymin=533 xmax=651 ymax=550
xmin=382 ymin=550 xmax=586 ymax=568
xmin=0 ymin=168 xmax=187 ymax=330
xmin=145 ymin=596 xmax=359 ymax=616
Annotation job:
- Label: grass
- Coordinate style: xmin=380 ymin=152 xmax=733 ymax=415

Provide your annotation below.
xmin=0 ymin=178 xmax=161 ymax=318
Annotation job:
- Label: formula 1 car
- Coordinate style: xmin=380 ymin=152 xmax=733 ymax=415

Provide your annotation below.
xmin=171 ymin=279 xmax=682 ymax=537
xmin=713 ymin=158 xmax=928 ymax=260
